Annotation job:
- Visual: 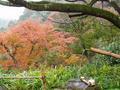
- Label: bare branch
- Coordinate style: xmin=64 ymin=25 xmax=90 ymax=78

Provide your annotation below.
xmin=90 ymin=47 xmax=120 ymax=59
xmin=65 ymin=0 xmax=87 ymax=3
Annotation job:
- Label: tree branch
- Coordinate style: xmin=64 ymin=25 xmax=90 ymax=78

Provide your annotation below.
xmin=0 ymin=43 xmax=18 ymax=65
xmin=90 ymin=47 xmax=120 ymax=59
xmin=65 ymin=0 xmax=87 ymax=3
xmin=25 ymin=1 xmax=120 ymax=28
xmin=68 ymin=13 xmax=86 ymax=17
xmin=0 ymin=0 xmax=120 ymax=28
xmin=8 ymin=0 xmax=26 ymax=6
xmin=89 ymin=0 xmax=98 ymax=6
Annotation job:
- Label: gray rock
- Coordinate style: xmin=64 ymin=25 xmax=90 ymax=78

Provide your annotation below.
xmin=66 ymin=79 xmax=101 ymax=90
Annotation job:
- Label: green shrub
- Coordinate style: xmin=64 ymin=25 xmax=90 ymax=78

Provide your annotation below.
xmin=95 ymin=36 xmax=120 ymax=65
xmin=0 ymin=64 xmax=120 ymax=90
xmin=79 ymin=61 xmax=120 ymax=90
xmin=0 ymin=66 xmax=80 ymax=90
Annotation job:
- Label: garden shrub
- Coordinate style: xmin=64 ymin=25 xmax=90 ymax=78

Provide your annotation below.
xmin=0 ymin=63 xmax=120 ymax=90
xmin=95 ymin=36 xmax=120 ymax=65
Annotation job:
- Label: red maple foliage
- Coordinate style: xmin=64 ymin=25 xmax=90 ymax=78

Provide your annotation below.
xmin=0 ymin=20 xmax=76 ymax=70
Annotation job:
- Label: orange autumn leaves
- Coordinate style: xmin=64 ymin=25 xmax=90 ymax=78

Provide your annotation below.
xmin=0 ymin=20 xmax=76 ymax=69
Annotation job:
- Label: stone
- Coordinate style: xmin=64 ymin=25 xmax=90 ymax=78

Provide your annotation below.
xmin=66 ymin=79 xmax=101 ymax=90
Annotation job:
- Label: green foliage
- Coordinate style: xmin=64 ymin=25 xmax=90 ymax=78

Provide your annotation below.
xmin=0 ymin=63 xmax=120 ymax=90
xmin=40 ymin=51 xmax=63 ymax=66
xmin=95 ymin=35 xmax=120 ymax=65
xmin=0 ymin=70 xmax=43 ymax=90
xmin=64 ymin=17 xmax=120 ymax=59
xmin=46 ymin=66 xmax=79 ymax=89
xmin=0 ymin=66 xmax=79 ymax=90
xmin=80 ymin=61 xmax=120 ymax=90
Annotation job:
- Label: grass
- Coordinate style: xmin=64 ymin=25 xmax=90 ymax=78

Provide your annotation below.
xmin=0 ymin=61 xmax=119 ymax=90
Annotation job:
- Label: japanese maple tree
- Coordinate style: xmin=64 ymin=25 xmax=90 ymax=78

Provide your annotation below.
xmin=0 ymin=19 xmax=76 ymax=70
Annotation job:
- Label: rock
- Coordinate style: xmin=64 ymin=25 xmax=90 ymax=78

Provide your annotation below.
xmin=66 ymin=79 xmax=101 ymax=90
